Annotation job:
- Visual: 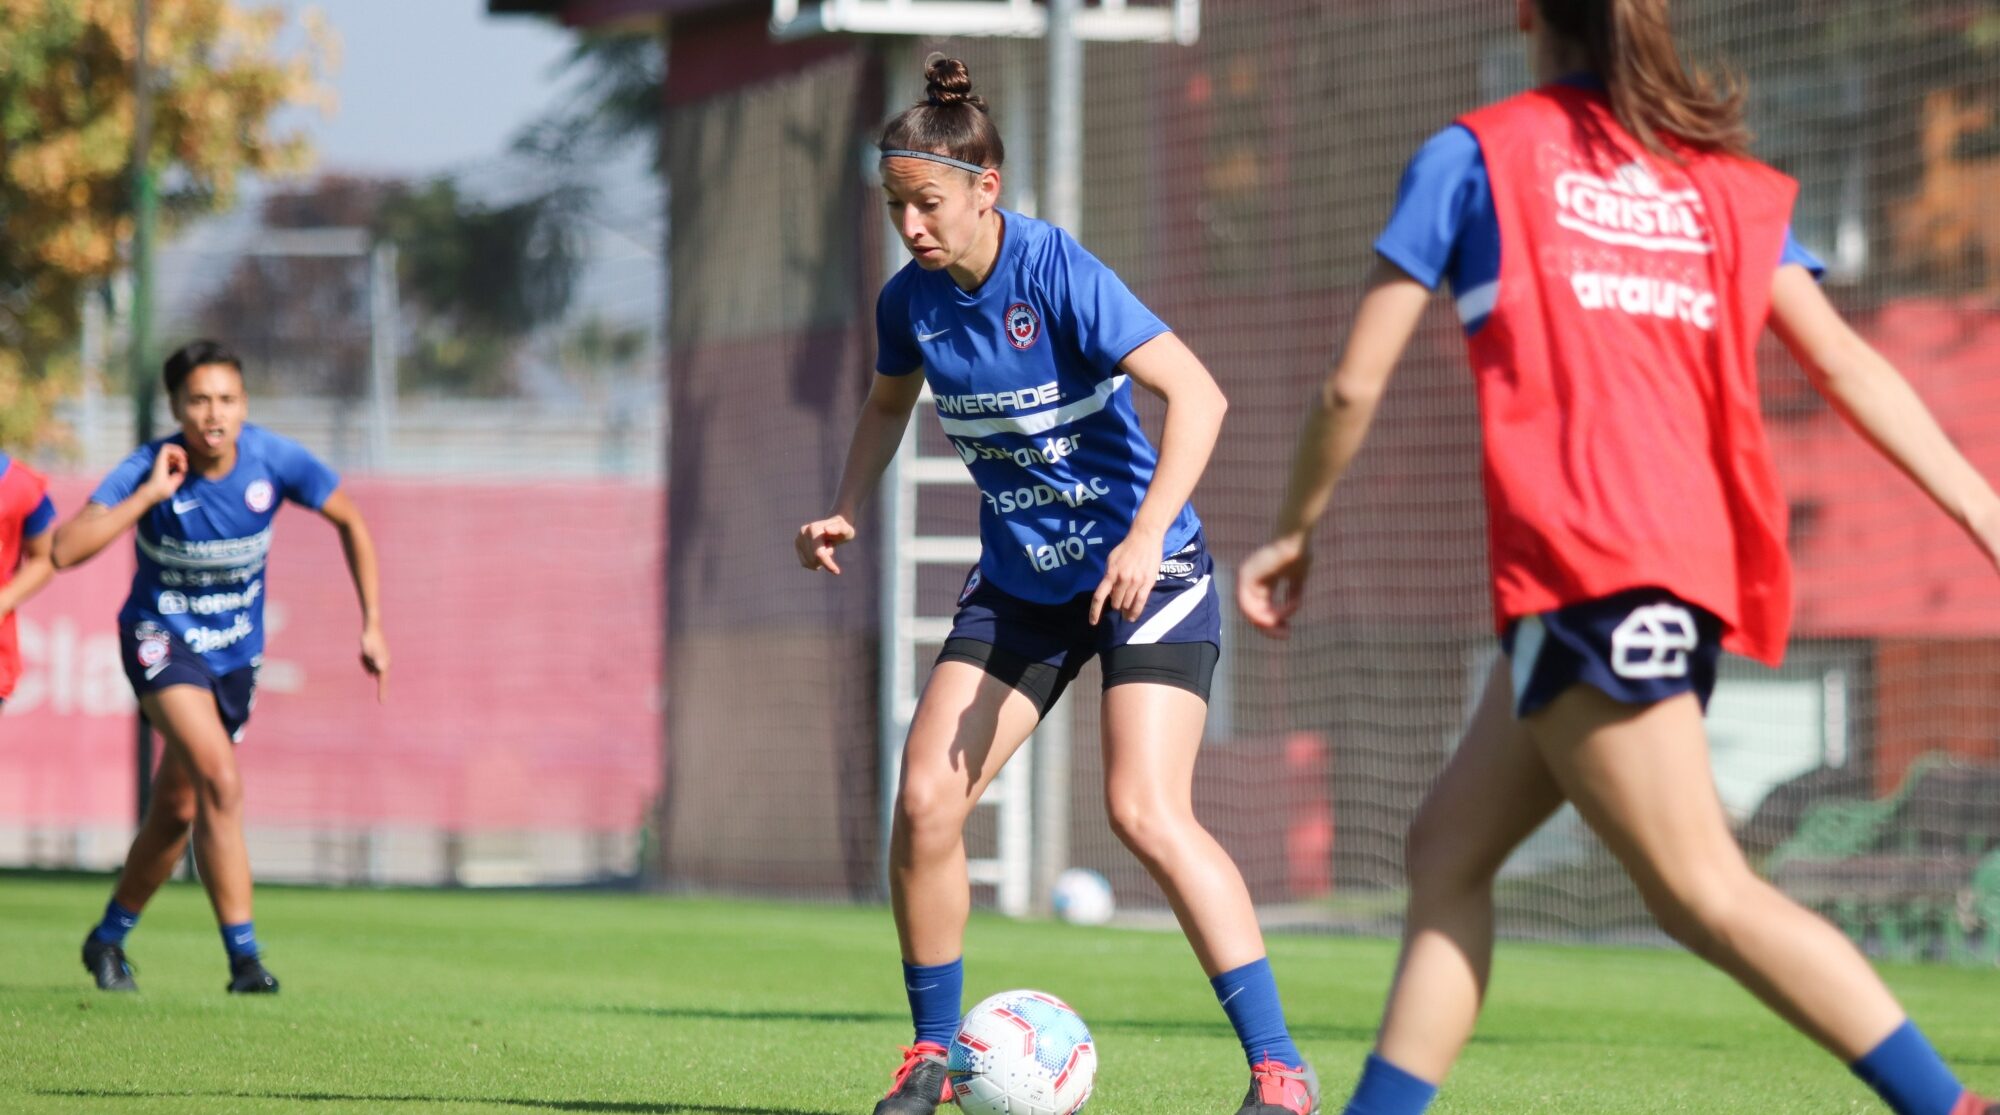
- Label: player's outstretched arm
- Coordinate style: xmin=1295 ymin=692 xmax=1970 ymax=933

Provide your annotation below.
xmin=796 ymin=370 xmax=926 ymax=576
xmin=1089 ymin=333 xmax=1227 ymax=624
xmin=1239 ymin=262 xmax=1431 ymax=638
xmin=52 ymin=444 xmax=187 ymax=570
xmin=0 ymin=530 xmax=55 ymax=618
xmin=1769 ymin=264 xmax=2000 ymax=570
xmin=318 ymin=488 xmax=390 ymax=703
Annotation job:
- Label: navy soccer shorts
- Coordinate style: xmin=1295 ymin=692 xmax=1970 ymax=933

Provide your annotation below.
xmin=1501 ymin=587 xmax=1724 ymax=719
xmin=938 ymin=532 xmax=1222 ymax=717
xmin=121 ymin=621 xmax=260 ymax=743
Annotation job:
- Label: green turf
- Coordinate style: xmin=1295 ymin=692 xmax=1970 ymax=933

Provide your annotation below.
xmin=2 ymin=875 xmax=1996 ymax=1114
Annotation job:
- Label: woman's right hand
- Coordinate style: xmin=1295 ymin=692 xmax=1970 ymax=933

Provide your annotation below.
xmin=1237 ymin=532 xmax=1313 ymax=639
xmin=796 ymin=514 xmax=857 ymax=575
xmin=142 ymin=444 xmax=189 ymax=505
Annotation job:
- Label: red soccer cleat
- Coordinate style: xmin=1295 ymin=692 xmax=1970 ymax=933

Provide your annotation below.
xmin=875 ymin=1042 xmax=952 ymax=1115
xmin=1237 ymin=1059 xmax=1321 ymax=1115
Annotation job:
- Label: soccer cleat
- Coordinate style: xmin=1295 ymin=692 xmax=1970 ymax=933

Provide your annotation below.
xmin=226 ymin=955 xmax=280 ymax=994
xmin=874 ymin=1041 xmax=951 ymax=1115
xmin=81 ymin=935 xmax=137 ymax=992
xmin=1235 ymin=1059 xmax=1320 ymax=1115
xmin=1949 ymin=1093 xmax=1998 ymax=1115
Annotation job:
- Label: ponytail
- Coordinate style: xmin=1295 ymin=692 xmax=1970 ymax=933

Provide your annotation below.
xmin=1536 ymin=0 xmax=1751 ymax=158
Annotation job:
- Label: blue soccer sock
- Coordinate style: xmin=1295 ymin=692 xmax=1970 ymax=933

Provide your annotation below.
xmin=1343 ymin=1053 xmax=1439 ymax=1115
xmin=90 ymin=900 xmax=141 ymax=946
xmin=1211 ymin=957 xmax=1304 ymax=1069
xmin=220 ymin=921 xmax=260 ymax=964
xmin=903 ymin=958 xmax=963 ymax=1048
xmin=1850 ymin=1021 xmax=1969 ymax=1115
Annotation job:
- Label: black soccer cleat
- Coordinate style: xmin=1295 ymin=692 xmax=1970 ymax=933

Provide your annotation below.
xmin=873 ymin=1042 xmax=951 ymax=1115
xmin=226 ymin=955 xmax=280 ymax=994
xmin=1235 ymin=1059 xmax=1320 ymax=1115
xmin=81 ymin=935 xmax=137 ymax=992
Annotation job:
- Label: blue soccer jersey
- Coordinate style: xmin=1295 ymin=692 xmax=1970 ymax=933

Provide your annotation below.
xmin=876 ymin=208 xmax=1202 ymax=604
xmin=1375 ymin=76 xmax=1826 ymax=333
xmin=91 ymin=424 xmax=340 ymax=674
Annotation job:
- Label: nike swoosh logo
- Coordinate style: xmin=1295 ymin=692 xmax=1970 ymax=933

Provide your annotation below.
xmin=906 ymin=982 xmax=939 ymax=992
xmin=1219 ymin=987 xmax=1244 ymax=1007
xmin=917 ymin=328 xmax=952 ymax=342
xmin=171 ymin=498 xmax=201 ymax=514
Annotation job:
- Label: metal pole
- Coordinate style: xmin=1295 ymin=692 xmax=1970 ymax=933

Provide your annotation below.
xmin=368 ymin=242 xmax=399 ymax=470
xmin=999 ymin=40 xmax=1038 ymax=219
xmin=877 ymin=38 xmax=920 ymax=895
xmin=1030 ymin=0 xmax=1082 ymax=915
xmin=1044 ymin=0 xmax=1082 ymax=233
xmin=130 ymin=0 xmax=158 ymax=825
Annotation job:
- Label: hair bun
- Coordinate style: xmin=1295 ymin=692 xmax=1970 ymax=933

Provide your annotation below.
xmin=923 ymin=53 xmax=986 ymax=111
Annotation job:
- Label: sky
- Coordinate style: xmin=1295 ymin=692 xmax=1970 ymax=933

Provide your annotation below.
xmin=157 ymin=2 xmax=662 ymax=386
xmin=267 ymin=0 xmax=580 ymax=176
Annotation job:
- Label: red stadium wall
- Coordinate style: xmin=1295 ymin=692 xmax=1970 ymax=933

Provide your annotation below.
xmin=0 ymin=477 xmax=664 ymax=841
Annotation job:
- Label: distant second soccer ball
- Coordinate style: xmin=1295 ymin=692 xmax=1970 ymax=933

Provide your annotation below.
xmin=948 ymin=989 xmax=1097 ymax=1115
xmin=1050 ymin=868 xmax=1115 ymax=927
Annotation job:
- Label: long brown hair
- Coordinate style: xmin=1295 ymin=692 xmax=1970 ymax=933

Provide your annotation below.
xmin=877 ymin=54 xmax=1005 ymax=170
xmin=1536 ymin=0 xmax=1751 ymax=158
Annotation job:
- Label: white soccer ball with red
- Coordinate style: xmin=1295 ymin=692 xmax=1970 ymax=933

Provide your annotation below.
xmin=947 ymin=989 xmax=1096 ymax=1115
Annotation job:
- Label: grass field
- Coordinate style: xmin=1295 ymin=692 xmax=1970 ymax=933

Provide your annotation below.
xmin=2 ymin=874 xmax=1997 ymax=1114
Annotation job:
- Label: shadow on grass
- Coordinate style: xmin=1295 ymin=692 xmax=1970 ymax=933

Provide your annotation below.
xmin=35 ymin=1090 xmax=838 ymax=1115
xmin=588 ymin=1004 xmax=1760 ymax=1053
xmin=589 ymin=1003 xmax=1383 ymax=1044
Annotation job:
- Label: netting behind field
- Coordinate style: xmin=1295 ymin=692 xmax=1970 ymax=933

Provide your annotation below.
xmin=661 ymin=1 xmax=2000 ymax=958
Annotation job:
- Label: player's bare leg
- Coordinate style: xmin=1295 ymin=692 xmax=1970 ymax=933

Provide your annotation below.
xmin=82 ymin=729 xmax=203 ymax=990
xmin=879 ymin=660 xmax=1042 ymax=1115
xmin=891 ymin=660 xmax=1043 ymax=965
xmin=1100 ymin=682 xmax=1259 ymax=976
xmin=1370 ymin=659 xmax=1564 ymax=1084
xmin=111 ymin=750 xmax=199 ymax=912
xmin=1525 ymin=686 xmax=1906 ymax=1058
xmin=139 ymin=686 xmax=277 ymax=993
xmin=1101 ymin=681 xmax=1318 ymax=1114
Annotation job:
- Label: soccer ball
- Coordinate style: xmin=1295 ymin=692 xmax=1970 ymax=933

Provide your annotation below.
xmin=1050 ymin=867 xmax=1115 ymax=926
xmin=948 ymin=989 xmax=1097 ymax=1115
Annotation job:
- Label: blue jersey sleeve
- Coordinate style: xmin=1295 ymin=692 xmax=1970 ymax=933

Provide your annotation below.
xmin=91 ymin=444 xmax=159 ymax=507
xmin=1781 ymin=230 xmax=1827 ymax=280
xmin=270 ymin=435 xmax=341 ymax=510
xmin=23 ymin=494 xmax=55 ymax=538
xmin=1374 ymin=124 xmax=1488 ymax=292
xmin=1042 ymin=231 xmax=1169 ymax=378
xmin=875 ymin=276 xmax=923 ymax=377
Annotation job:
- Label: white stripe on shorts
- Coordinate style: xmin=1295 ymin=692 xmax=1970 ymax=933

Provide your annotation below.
xmin=1509 ymin=613 xmax=1548 ymax=709
xmin=1126 ymin=574 xmax=1212 ymax=646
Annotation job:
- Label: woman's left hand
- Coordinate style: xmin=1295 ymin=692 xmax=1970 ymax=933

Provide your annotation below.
xmin=1090 ymin=527 xmax=1163 ymax=624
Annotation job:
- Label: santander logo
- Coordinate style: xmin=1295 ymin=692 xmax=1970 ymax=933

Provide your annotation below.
xmin=1554 ymin=162 xmax=1711 ymax=254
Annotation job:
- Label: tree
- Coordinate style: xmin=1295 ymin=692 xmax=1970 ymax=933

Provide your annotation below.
xmin=0 ymin=0 xmax=326 ymax=445
xmin=512 ymin=30 xmax=662 ymax=168
xmin=375 ymin=176 xmax=590 ymax=397
xmin=195 ymin=170 xmax=590 ymax=401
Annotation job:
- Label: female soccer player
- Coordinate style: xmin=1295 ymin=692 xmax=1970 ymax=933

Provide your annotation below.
xmin=798 ymin=55 xmax=1318 ymax=1115
xmin=1238 ymin=3 xmax=1998 ymax=1115
xmin=59 ymin=339 xmax=388 ymax=995
xmin=0 ymin=450 xmax=58 ymax=704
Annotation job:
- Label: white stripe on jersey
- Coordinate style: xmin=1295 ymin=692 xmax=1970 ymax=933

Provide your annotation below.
xmin=935 ymin=375 xmax=1129 ymax=439
xmin=1127 ymin=574 xmax=1212 ymax=646
xmin=135 ymin=528 xmax=273 ymax=570
xmin=1455 ymin=281 xmax=1499 ymax=325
